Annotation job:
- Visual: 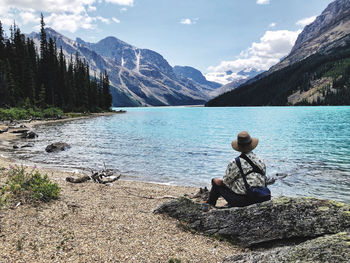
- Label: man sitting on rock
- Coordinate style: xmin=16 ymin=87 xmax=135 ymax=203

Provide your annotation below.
xmin=205 ymin=131 xmax=270 ymax=208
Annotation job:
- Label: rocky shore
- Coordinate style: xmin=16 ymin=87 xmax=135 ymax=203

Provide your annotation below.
xmin=0 ymin=114 xmax=237 ymax=262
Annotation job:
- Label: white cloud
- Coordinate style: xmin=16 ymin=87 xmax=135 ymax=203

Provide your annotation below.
xmin=206 ymin=29 xmax=301 ymax=85
xmin=0 ymin=0 xmax=95 ymax=15
xmin=105 ymin=0 xmax=134 ymax=6
xmin=0 ymin=0 xmax=130 ymax=33
xmin=45 ymin=13 xmax=94 ymax=32
xmin=296 ymin=16 xmax=317 ymax=27
xmin=88 ymin=5 xmax=97 ymax=11
xmin=112 ymin=17 xmax=121 ymax=23
xmin=97 ymin=16 xmax=110 ymax=24
xmin=180 ymin=18 xmax=198 ymax=25
xmin=269 ymin=22 xmax=276 ymax=28
xmin=19 ymin=11 xmax=40 ymax=25
xmin=120 ymin=7 xmax=128 ymax=12
xmin=257 ymin=0 xmax=270 ymax=5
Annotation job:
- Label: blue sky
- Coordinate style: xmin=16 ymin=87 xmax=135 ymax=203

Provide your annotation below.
xmin=0 ymin=0 xmax=334 ymax=84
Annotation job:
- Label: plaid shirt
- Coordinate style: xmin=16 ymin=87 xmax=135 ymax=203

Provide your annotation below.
xmin=223 ymin=151 xmax=267 ymax=195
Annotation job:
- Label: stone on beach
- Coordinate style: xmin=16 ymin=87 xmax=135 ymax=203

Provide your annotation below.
xmin=154 ymin=196 xmax=350 ymax=247
xmin=0 ymin=126 xmax=9 ymax=133
xmin=45 ymin=142 xmax=71 ymax=152
xmin=21 ymin=131 xmax=38 ymax=139
xmin=10 ymin=129 xmax=30 ymax=134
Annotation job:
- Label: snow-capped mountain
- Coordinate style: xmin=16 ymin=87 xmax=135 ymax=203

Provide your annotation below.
xmin=209 ymin=67 xmax=263 ymax=97
xmin=28 ymin=28 xmax=221 ymax=106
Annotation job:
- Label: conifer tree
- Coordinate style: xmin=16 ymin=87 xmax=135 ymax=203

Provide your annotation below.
xmin=102 ymin=70 xmax=112 ymax=110
xmin=0 ymin=16 xmax=113 ymax=111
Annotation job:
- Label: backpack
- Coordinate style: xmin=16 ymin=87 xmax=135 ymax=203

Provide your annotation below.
xmin=235 ymin=154 xmax=271 ymax=202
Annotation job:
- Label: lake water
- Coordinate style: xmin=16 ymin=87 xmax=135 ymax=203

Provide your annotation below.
xmin=5 ymin=106 xmax=350 ymax=203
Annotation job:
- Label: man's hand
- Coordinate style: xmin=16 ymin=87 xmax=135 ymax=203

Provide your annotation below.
xmin=212 ymin=178 xmax=224 ymax=186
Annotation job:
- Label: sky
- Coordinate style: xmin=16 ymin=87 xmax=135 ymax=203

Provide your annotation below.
xmin=0 ymin=0 xmax=334 ymax=84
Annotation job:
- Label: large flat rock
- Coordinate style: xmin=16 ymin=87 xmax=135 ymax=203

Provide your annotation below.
xmin=224 ymin=232 xmax=350 ymax=263
xmin=154 ymin=196 xmax=350 ymax=247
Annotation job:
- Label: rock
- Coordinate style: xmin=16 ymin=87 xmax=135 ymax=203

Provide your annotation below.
xmin=0 ymin=126 xmax=9 ymax=133
xmin=21 ymin=143 xmax=34 ymax=148
xmin=10 ymin=129 xmax=29 ymax=134
xmin=13 ymin=144 xmax=19 ymax=149
xmin=266 ymin=173 xmax=288 ymax=185
xmin=21 ymin=131 xmax=38 ymax=139
xmin=191 ymin=187 xmax=210 ymax=201
xmin=154 ymin=197 xmax=350 ymax=247
xmin=45 ymin=142 xmax=70 ymax=153
xmin=224 ymin=232 xmax=350 ymax=263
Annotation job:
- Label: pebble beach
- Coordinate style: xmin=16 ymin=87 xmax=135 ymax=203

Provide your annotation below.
xmin=0 ymin=115 xmax=238 ymax=263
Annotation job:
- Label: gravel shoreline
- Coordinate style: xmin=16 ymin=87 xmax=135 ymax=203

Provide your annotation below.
xmin=0 ymin=115 xmax=240 ymax=262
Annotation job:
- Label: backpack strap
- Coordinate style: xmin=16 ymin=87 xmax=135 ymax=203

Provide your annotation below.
xmin=235 ymin=157 xmax=250 ymax=191
xmin=240 ymin=154 xmax=264 ymax=175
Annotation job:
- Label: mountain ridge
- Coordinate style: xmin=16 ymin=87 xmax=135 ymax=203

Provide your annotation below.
xmin=206 ymin=0 xmax=350 ymax=106
xmin=28 ymin=28 xmax=221 ymax=107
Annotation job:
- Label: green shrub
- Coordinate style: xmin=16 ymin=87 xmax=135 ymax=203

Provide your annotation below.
xmin=0 ymin=165 xmax=60 ymax=207
xmin=43 ymin=107 xmax=64 ymax=118
xmin=28 ymin=108 xmax=44 ymax=119
xmin=0 ymin=108 xmax=28 ymax=120
xmin=0 ymin=107 xmax=64 ymax=120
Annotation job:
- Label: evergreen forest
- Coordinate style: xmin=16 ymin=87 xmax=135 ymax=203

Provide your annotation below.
xmin=0 ymin=15 xmax=112 ymax=118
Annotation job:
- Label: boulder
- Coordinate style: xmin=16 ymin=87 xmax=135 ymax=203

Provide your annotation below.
xmin=10 ymin=129 xmax=29 ymax=134
xmin=21 ymin=131 xmax=38 ymax=139
xmin=45 ymin=142 xmax=70 ymax=153
xmin=0 ymin=126 xmax=9 ymax=134
xmin=224 ymin=232 xmax=350 ymax=263
xmin=154 ymin=196 xmax=350 ymax=247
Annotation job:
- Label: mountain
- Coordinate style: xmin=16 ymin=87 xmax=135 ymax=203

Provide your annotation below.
xmin=206 ymin=0 xmax=350 ymax=106
xmin=173 ymin=66 xmax=221 ymax=89
xmin=29 ymin=29 xmax=221 ymax=107
xmin=209 ymin=68 xmax=264 ymax=97
xmin=271 ymin=0 xmax=350 ymax=73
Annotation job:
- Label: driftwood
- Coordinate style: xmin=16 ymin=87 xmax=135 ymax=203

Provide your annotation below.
xmin=66 ymin=175 xmax=91 ymax=183
xmin=65 ymin=166 xmax=121 ymax=184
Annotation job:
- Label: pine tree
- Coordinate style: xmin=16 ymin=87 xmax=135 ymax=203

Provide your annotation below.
xmin=0 ymin=16 xmax=114 ymax=111
xmin=102 ymin=70 xmax=112 ymax=110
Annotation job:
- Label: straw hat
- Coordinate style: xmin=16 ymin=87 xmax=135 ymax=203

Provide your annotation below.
xmin=231 ymin=131 xmax=258 ymax=153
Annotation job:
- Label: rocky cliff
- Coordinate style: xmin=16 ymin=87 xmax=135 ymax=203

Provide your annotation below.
xmin=265 ymin=0 xmax=350 ymax=75
xmin=206 ymin=0 xmax=350 ymax=106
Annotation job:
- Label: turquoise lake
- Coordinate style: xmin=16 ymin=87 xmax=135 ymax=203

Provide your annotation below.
xmin=8 ymin=106 xmax=350 ymax=203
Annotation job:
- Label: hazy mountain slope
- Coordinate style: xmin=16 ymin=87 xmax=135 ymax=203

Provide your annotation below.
xmin=173 ymin=66 xmax=221 ymax=89
xmin=210 ymin=68 xmax=263 ymax=97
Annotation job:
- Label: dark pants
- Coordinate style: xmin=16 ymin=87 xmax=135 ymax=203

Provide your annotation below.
xmin=207 ymin=181 xmax=257 ymax=207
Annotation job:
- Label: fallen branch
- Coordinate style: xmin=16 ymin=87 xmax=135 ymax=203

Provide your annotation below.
xmin=66 ymin=175 xmax=91 ymax=183
xmin=120 ymin=187 xmax=177 ymax=200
